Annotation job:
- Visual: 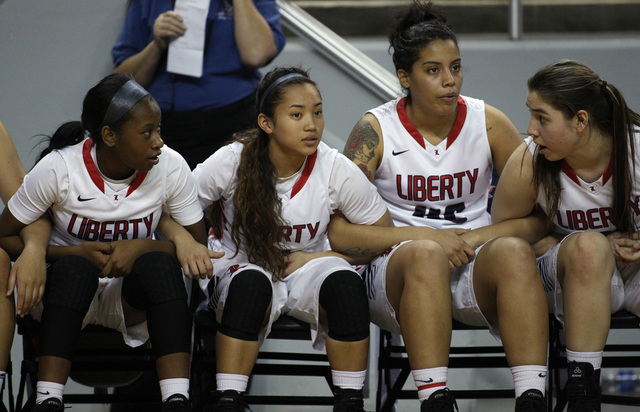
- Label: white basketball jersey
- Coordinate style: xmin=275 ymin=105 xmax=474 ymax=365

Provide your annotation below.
xmin=370 ymin=96 xmax=493 ymax=229
xmin=9 ymin=139 xmax=203 ymax=246
xmin=527 ymin=135 xmax=640 ymax=234
xmin=193 ymin=141 xmax=387 ymax=258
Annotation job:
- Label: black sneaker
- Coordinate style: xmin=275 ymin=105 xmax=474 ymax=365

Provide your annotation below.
xmin=515 ymin=389 xmax=546 ymax=412
xmin=161 ymin=394 xmax=190 ymax=412
xmin=31 ymin=398 xmax=64 ymax=412
xmin=205 ymin=390 xmax=251 ymax=411
xmin=421 ymin=388 xmax=459 ymax=412
xmin=566 ymin=362 xmax=601 ymax=412
xmin=333 ymin=387 xmax=365 ymax=411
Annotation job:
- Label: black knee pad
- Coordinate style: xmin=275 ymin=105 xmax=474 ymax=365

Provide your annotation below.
xmin=40 ymin=255 xmax=100 ymax=359
xmin=147 ymin=298 xmax=192 ymax=357
xmin=123 ymin=251 xmax=186 ymax=309
xmin=219 ymin=270 xmax=272 ymax=341
xmin=319 ymin=271 xmax=370 ymax=342
xmin=45 ymin=255 xmax=100 ymax=312
xmin=124 ymin=252 xmax=191 ymax=357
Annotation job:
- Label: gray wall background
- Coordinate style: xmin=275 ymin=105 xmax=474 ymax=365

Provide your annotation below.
xmin=1 ymin=1 xmax=640 ymax=411
xmin=3 ymin=2 xmax=639 ymax=172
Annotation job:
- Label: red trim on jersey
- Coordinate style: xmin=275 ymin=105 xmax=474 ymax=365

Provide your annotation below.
xmin=82 ymin=138 xmax=148 ymax=197
xmin=290 ymin=150 xmax=318 ymax=198
xmin=397 ymin=98 xmax=425 ymax=149
xmin=396 ymin=96 xmax=467 ymax=150
xmin=417 ymin=382 xmax=446 ymax=392
xmin=561 ymin=155 xmax=614 ymax=187
xmin=83 ymin=139 xmax=105 ymax=193
xmin=446 ymin=97 xmax=467 ymax=149
xmin=560 ymin=162 xmax=582 ymax=186
xmin=126 ymin=171 xmax=148 ymax=197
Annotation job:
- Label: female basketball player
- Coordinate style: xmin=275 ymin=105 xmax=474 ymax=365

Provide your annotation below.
xmin=492 ymin=59 xmax=640 ymax=412
xmin=192 ymin=66 xmax=391 ymax=411
xmin=0 ymin=74 xmax=216 ymax=412
xmin=329 ymin=2 xmax=549 ymax=411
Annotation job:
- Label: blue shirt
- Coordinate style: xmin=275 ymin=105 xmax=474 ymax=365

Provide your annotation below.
xmin=112 ymin=0 xmax=286 ymax=112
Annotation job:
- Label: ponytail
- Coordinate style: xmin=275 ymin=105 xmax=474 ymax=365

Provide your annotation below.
xmin=37 ymin=121 xmax=85 ymax=162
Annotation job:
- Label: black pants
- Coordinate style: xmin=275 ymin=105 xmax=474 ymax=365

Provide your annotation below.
xmin=160 ymin=93 xmax=256 ymax=169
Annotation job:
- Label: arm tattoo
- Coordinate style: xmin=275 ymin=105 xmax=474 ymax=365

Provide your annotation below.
xmin=344 ymin=120 xmax=379 ymax=178
xmin=343 ymin=246 xmax=378 ymax=259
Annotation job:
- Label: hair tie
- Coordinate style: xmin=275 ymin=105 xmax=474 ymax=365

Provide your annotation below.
xmin=100 ymin=80 xmax=150 ymax=128
xmin=601 ymin=80 xmax=608 ymax=93
xmin=259 ymin=73 xmax=305 ymax=114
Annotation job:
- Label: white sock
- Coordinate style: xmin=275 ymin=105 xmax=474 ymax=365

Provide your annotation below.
xmin=35 ymin=381 xmax=65 ymax=404
xmin=566 ymin=349 xmax=603 ymax=370
xmin=159 ymin=378 xmax=189 ymax=402
xmin=331 ymin=370 xmax=366 ymax=390
xmin=511 ymin=365 xmax=547 ymax=398
xmin=413 ymin=367 xmax=448 ymax=402
xmin=216 ymin=373 xmax=249 ymax=393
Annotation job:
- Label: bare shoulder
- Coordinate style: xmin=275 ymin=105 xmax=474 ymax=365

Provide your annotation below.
xmin=484 ymin=103 xmax=519 ymax=136
xmin=483 ymin=103 xmax=523 ymax=173
xmin=503 ymin=141 xmax=535 ymax=183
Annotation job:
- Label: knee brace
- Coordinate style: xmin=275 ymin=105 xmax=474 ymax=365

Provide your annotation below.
xmin=40 ymin=255 xmax=100 ymax=359
xmin=123 ymin=251 xmax=187 ymax=309
xmin=319 ymin=271 xmax=370 ymax=342
xmin=219 ymin=270 xmax=272 ymax=341
xmin=45 ymin=255 xmax=100 ymax=311
xmin=124 ymin=251 xmax=191 ymax=357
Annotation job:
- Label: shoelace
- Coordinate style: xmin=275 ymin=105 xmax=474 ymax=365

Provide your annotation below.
xmin=567 ymin=378 xmax=599 ymax=412
xmin=423 ymin=393 xmax=459 ymax=412
xmin=210 ymin=394 xmax=252 ymax=412
xmin=163 ymin=400 xmax=188 ymax=412
xmin=334 ymin=390 xmax=365 ymax=412
xmin=516 ymin=396 xmax=546 ymax=412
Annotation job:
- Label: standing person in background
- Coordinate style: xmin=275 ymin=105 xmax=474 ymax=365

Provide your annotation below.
xmin=329 ymin=1 xmax=550 ymax=411
xmin=0 ymin=73 xmax=216 ymax=412
xmin=492 ymin=59 xmax=640 ymax=412
xmin=112 ymin=0 xmax=286 ymax=169
xmin=193 ymin=66 xmax=392 ymax=411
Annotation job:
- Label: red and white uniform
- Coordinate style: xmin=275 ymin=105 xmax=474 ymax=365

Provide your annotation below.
xmin=371 ymin=96 xmax=493 ymax=230
xmin=528 ymin=135 xmax=640 ymax=320
xmin=362 ymin=96 xmax=499 ymax=336
xmin=193 ymin=141 xmax=387 ymax=349
xmin=8 ymin=138 xmax=203 ymax=346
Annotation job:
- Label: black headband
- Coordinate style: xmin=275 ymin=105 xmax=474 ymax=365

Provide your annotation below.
xmin=100 ymin=80 xmax=150 ymax=128
xmin=258 ymin=73 xmax=305 ymax=114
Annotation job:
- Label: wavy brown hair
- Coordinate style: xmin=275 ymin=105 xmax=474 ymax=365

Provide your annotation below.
xmin=209 ymin=67 xmax=318 ymax=280
xmin=528 ymin=59 xmax=640 ymax=232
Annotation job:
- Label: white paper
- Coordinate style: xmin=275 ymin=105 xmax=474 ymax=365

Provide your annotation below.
xmin=167 ymin=0 xmax=210 ymax=78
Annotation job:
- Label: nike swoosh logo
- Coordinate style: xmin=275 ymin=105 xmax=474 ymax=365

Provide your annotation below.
xmin=392 ymin=149 xmax=409 ymax=156
xmin=538 ymin=373 xmax=547 ymax=378
xmin=416 ymin=378 xmax=434 ymax=384
xmin=77 ymin=195 xmax=96 ymax=202
xmin=37 ymin=391 xmax=50 ymax=395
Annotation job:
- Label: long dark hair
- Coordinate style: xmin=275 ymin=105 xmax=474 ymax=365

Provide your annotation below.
xmin=388 ymin=0 xmax=457 ymax=101
xmin=37 ymin=73 xmax=151 ymax=162
xmin=209 ymin=67 xmax=318 ymax=280
xmin=528 ymin=59 xmax=640 ymax=232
